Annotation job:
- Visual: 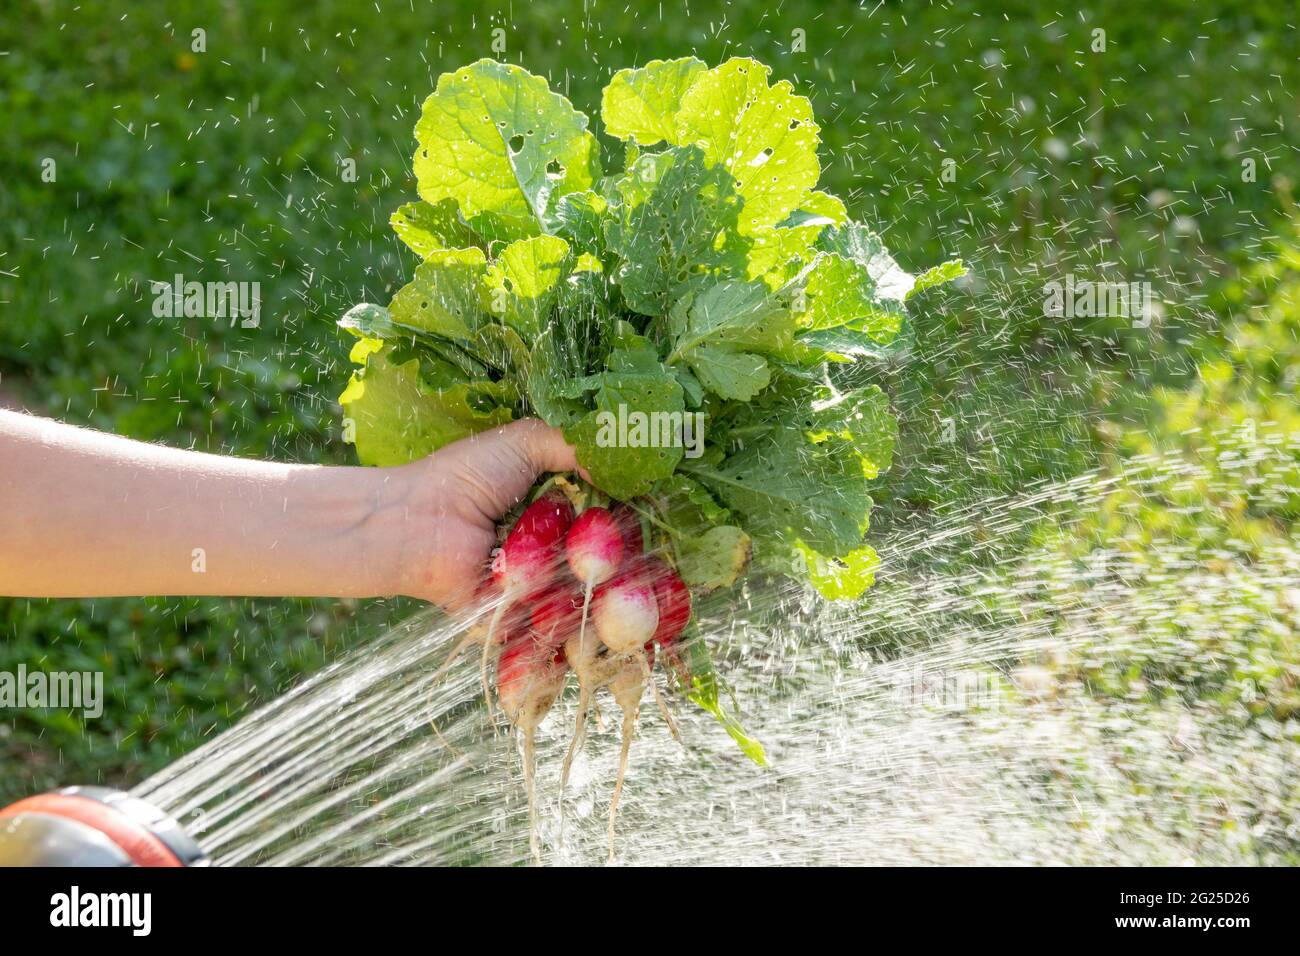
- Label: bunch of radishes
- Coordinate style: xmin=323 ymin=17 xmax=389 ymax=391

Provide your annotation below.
xmin=433 ymin=484 xmax=693 ymax=863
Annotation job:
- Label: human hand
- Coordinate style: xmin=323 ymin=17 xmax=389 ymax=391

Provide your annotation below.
xmin=372 ymin=419 xmax=579 ymax=611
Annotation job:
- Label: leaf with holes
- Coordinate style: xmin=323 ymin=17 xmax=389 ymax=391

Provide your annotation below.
xmin=665 ymin=278 xmax=804 ymax=400
xmin=413 ymin=59 xmax=600 ymax=243
xmin=673 ymin=57 xmax=821 ymax=235
xmin=605 ymin=146 xmax=749 ymax=316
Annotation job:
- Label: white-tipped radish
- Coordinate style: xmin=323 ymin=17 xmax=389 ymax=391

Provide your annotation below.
xmin=592 ymin=570 xmax=660 ymax=655
xmin=497 ymin=635 xmax=569 ymax=865
xmin=565 ymin=506 xmax=625 ymax=586
xmin=565 ymin=506 xmax=626 ymax=666
xmin=600 ymin=559 xmax=684 ymax=741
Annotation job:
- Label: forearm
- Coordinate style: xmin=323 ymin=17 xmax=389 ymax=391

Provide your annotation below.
xmin=0 ymin=410 xmax=408 ymax=599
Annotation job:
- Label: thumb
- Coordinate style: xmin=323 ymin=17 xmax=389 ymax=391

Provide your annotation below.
xmin=460 ymin=418 xmax=580 ymax=518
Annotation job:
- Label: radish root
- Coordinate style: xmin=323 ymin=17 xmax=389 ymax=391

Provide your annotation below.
xmin=559 ymin=686 xmax=593 ymax=796
xmin=608 ymin=704 xmax=637 ymax=864
xmin=576 ymin=578 xmax=594 ymax=654
xmin=637 ymin=649 xmax=679 ymax=742
xmin=523 ymin=729 xmax=540 ymax=865
xmin=480 ymin=599 xmax=510 ymax=733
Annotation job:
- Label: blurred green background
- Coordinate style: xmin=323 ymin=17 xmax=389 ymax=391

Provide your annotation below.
xmin=1 ymin=0 xmax=1297 ymax=803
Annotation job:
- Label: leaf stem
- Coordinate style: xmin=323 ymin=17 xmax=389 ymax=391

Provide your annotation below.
xmin=623 ymin=499 xmax=682 ymax=539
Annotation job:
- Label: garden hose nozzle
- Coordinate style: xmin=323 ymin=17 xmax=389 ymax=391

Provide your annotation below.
xmin=0 ymin=786 xmax=208 ymax=867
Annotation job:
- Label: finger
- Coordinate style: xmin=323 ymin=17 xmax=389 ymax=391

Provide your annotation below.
xmin=506 ymin=418 xmax=592 ymax=483
xmin=506 ymin=418 xmax=579 ymax=475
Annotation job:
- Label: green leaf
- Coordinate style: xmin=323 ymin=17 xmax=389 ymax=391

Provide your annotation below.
xmin=797 ymin=323 xmax=913 ymax=363
xmin=776 ymin=191 xmax=847 ymax=230
xmin=606 ymin=146 xmax=748 ymax=316
xmin=550 ymin=189 xmax=609 ymax=259
xmin=796 ymin=542 xmax=880 ymax=601
xmin=601 ymin=57 xmax=707 ymax=146
xmin=339 ymin=347 xmax=514 ymax=466
xmin=689 ymin=346 xmax=770 ymax=401
xmin=389 ymin=248 xmax=489 ymax=341
xmin=658 ymin=473 xmax=732 ymax=525
xmin=526 ymin=328 xmax=588 ymax=428
xmin=390 ymin=199 xmax=480 ymax=258
xmin=799 ymin=253 xmax=905 ymax=342
xmin=683 ymin=384 xmax=895 ymax=557
xmin=816 ymin=222 xmax=915 ymax=302
xmin=344 ymin=334 xmax=384 ymax=372
xmin=385 ymin=338 xmax=480 ymax=390
xmin=684 ymin=635 xmax=766 ymax=766
xmin=807 ymin=384 xmax=897 ymax=478
xmin=907 ymin=258 xmax=968 ymax=299
xmin=677 ymin=525 xmax=753 ymax=590
xmin=481 ymin=235 xmax=570 ymax=338
xmin=666 ymin=278 xmax=801 ymax=400
xmin=338 ymin=302 xmax=397 ymax=339
xmin=685 ymin=425 xmax=872 ymax=557
xmin=655 ymin=473 xmax=738 ymax=569
xmin=746 ymin=191 xmax=847 ymax=286
xmin=674 ymin=365 xmax=706 ymax=407
xmin=673 ymin=58 xmax=821 ymax=235
xmin=562 ymin=345 xmax=686 ymax=499
xmin=413 ymin=59 xmax=600 ymax=243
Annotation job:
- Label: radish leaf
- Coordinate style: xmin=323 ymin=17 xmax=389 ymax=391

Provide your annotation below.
xmin=413 ymin=60 xmax=600 ymax=243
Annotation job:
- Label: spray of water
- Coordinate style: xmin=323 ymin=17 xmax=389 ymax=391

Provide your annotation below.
xmin=132 ymin=432 xmax=1300 ymax=865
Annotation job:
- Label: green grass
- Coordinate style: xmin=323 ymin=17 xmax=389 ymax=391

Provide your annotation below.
xmin=1 ymin=0 xmax=1298 ymax=802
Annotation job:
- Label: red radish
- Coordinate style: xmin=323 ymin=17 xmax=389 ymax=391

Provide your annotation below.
xmin=497 ymin=634 xmax=569 ymax=865
xmin=529 ymin=584 xmax=584 ymax=649
xmin=611 ymin=502 xmax=644 ymax=555
xmin=498 ymin=637 xmax=568 ymax=733
xmin=493 ymin=492 xmax=575 ymax=595
xmin=645 ymin=560 xmax=691 ymax=650
xmin=480 ymin=492 xmax=574 ymax=724
xmin=598 ymin=561 xmax=683 ymax=742
xmin=592 ymin=570 xmax=660 ymax=655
